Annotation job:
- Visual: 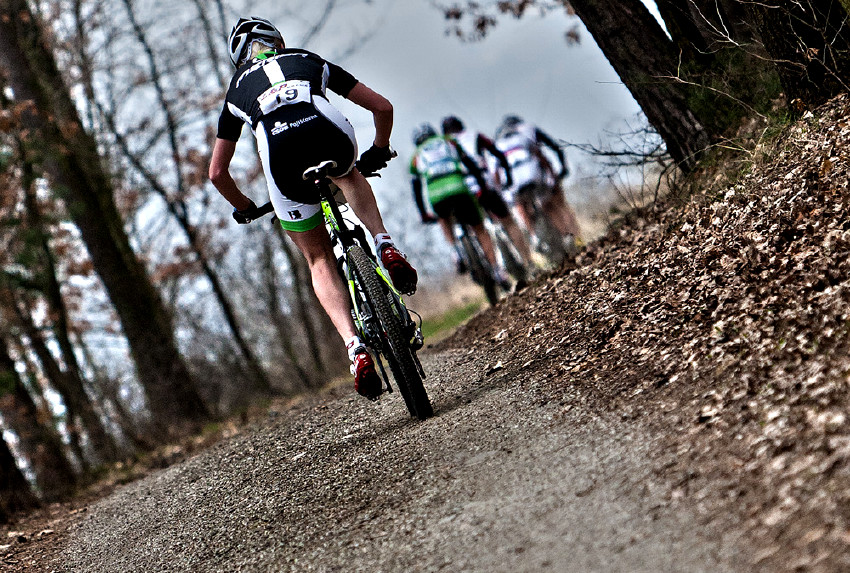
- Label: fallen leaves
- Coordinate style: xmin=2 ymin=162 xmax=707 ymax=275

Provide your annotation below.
xmin=441 ymin=93 xmax=850 ymax=570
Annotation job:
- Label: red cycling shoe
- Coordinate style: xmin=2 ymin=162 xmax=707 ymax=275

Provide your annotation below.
xmin=380 ymin=245 xmax=418 ymax=295
xmin=351 ymin=348 xmax=382 ymax=400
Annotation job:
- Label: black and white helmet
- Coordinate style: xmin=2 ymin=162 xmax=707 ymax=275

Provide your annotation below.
xmin=228 ymin=16 xmax=284 ymax=67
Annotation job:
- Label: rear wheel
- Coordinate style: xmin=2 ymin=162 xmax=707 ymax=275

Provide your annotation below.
xmin=349 ymin=246 xmax=433 ymax=419
xmin=494 ymin=228 xmax=527 ymax=284
xmin=533 ymin=211 xmax=567 ymax=267
xmin=460 ymin=231 xmax=499 ymax=305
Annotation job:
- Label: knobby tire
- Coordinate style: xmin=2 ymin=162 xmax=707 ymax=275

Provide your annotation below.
xmin=534 ymin=213 xmax=566 ymax=267
xmin=495 ymin=230 xmax=527 ymax=284
xmin=460 ymin=232 xmax=499 ymax=306
xmin=349 ymin=246 xmax=433 ymax=419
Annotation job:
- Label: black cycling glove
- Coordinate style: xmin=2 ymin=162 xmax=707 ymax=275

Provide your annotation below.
xmin=356 ymin=144 xmax=396 ymax=175
xmin=232 ymin=199 xmax=259 ymax=224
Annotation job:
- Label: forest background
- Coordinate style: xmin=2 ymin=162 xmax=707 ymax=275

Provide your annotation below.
xmin=0 ymin=0 xmax=847 ymax=520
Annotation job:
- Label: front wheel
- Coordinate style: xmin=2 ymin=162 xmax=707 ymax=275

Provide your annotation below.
xmin=494 ymin=228 xmax=528 ymax=284
xmin=349 ymin=246 xmax=433 ymax=419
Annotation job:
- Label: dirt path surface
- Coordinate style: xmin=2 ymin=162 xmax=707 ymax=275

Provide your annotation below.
xmin=38 ymin=348 xmax=741 ymax=572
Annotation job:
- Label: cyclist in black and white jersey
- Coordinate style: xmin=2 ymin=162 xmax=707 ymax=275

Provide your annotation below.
xmin=209 ymin=17 xmax=416 ymax=400
xmin=494 ymin=115 xmax=582 ymax=245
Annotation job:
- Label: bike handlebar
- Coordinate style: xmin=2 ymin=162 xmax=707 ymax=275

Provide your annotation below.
xmin=232 ymin=201 xmax=274 ymax=224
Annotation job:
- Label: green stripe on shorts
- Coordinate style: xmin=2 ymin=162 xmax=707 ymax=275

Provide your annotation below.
xmin=278 ymin=210 xmax=323 ymax=232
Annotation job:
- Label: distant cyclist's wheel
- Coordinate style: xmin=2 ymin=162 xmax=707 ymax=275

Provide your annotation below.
xmin=534 ymin=214 xmax=566 ymax=267
xmin=495 ymin=230 xmax=527 ymax=284
xmin=349 ymin=246 xmax=433 ymax=419
xmin=460 ymin=232 xmax=499 ymax=306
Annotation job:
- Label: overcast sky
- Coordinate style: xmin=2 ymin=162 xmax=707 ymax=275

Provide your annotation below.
xmin=327 ymin=2 xmax=644 ymax=177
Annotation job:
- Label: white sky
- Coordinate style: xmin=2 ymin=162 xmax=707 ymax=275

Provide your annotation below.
xmin=329 ymin=2 xmax=644 ymax=180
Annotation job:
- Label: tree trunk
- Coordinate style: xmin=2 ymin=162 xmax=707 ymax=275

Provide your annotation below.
xmin=0 ymin=0 xmax=210 ymax=441
xmin=12 ymin=296 xmax=121 ymax=469
xmin=747 ymin=0 xmax=850 ymax=109
xmin=569 ymin=0 xmax=711 ymax=171
xmin=275 ymin=227 xmax=329 ymax=382
xmin=15 ymin=142 xmax=120 ymax=467
xmin=654 ymin=0 xmax=713 ymax=64
xmin=0 ymin=336 xmax=76 ymax=501
xmin=261 ymin=236 xmax=314 ymax=389
xmin=653 ymin=0 xmax=781 ymax=136
xmin=0 ymin=435 xmax=39 ymax=523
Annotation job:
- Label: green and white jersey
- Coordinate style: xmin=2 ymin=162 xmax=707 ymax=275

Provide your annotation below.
xmin=409 ymin=135 xmax=470 ymax=204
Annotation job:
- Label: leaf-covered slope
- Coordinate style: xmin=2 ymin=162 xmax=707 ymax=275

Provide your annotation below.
xmin=441 ymin=93 xmax=850 ymax=570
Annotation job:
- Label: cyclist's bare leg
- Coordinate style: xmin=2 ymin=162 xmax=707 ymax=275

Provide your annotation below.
xmin=332 ymin=168 xmax=387 ymax=237
xmin=437 ymin=218 xmax=454 ymax=245
xmin=544 ymin=186 xmax=581 ymax=237
xmin=514 ymin=200 xmax=536 ymax=237
xmin=286 ymin=225 xmax=357 ymax=342
xmin=495 ymin=214 xmax=533 ymax=263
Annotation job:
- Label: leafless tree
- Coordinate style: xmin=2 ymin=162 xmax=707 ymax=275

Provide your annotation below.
xmin=0 ymin=0 xmax=211 ymax=442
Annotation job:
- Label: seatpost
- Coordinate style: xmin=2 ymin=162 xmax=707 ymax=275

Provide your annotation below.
xmin=303 ymin=162 xmax=356 ymax=251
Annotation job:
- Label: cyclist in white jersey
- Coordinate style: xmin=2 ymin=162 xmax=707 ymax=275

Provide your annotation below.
xmin=208 ymin=17 xmax=416 ymax=400
xmin=494 ymin=115 xmax=581 ymax=245
xmin=441 ymin=116 xmax=533 ymax=269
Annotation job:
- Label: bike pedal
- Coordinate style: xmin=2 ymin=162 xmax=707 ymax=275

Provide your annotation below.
xmin=410 ymin=328 xmax=425 ymax=351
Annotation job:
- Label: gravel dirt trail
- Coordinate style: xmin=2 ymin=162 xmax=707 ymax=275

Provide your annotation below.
xmin=40 ymin=346 xmax=744 ymax=572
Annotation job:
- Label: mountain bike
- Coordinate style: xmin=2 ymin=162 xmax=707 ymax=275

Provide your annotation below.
xmin=453 ymin=219 xmax=501 ymax=306
xmin=516 ymin=182 xmax=571 ymax=267
xmin=237 ymin=161 xmax=433 ymax=420
xmin=485 ymin=217 xmax=528 ymax=285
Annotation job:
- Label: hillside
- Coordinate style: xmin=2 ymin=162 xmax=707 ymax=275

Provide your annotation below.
xmin=3 ymin=94 xmax=849 ymax=572
xmin=442 ymin=92 xmax=850 ymax=570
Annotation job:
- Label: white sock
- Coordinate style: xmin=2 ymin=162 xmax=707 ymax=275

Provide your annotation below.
xmin=374 ymin=233 xmax=393 ymax=253
xmin=345 ymin=335 xmax=362 ymax=362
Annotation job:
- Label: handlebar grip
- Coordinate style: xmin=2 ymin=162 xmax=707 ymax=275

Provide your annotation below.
xmin=233 ymin=202 xmax=274 ymax=224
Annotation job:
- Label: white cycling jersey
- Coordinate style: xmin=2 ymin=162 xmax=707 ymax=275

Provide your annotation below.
xmin=494 ymin=125 xmax=547 ymax=203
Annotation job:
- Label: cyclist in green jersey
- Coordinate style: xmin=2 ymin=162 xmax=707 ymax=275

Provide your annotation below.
xmin=410 ymin=123 xmax=508 ymax=287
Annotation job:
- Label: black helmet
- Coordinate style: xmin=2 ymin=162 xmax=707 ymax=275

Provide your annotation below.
xmin=496 ymin=114 xmax=524 ymax=138
xmin=413 ymin=123 xmax=437 ymax=146
xmin=502 ymin=115 xmax=523 ymax=128
xmin=441 ymin=115 xmax=464 ymax=135
xmin=228 ymin=16 xmax=284 ymax=67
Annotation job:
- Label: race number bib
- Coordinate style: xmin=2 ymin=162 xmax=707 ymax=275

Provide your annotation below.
xmin=258 ymin=80 xmax=311 ymax=115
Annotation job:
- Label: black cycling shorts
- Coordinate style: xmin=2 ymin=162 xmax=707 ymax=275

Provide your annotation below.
xmin=477 ymin=186 xmax=510 ymax=219
xmin=432 ymin=193 xmax=484 ymax=227
xmin=257 ymin=97 xmax=357 ymax=206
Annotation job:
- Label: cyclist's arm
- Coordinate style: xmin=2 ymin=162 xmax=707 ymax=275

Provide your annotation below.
xmin=209 ymin=138 xmax=253 ymax=211
xmin=535 ymin=128 xmax=568 ymax=177
xmin=346 ymin=82 xmax=393 ymax=147
xmin=452 ymin=140 xmax=488 ymax=191
xmin=411 ymin=177 xmax=430 ymax=221
xmin=478 ymin=134 xmax=513 ymax=186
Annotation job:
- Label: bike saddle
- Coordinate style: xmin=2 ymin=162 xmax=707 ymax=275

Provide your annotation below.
xmin=302 ymin=160 xmax=338 ymax=181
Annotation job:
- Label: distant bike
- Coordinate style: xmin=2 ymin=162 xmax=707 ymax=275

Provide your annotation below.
xmin=485 ymin=217 xmax=529 ymax=285
xmin=452 ymin=218 xmax=502 ymax=306
xmin=516 ymin=182 xmax=573 ymax=267
xmin=238 ymin=161 xmax=433 ymax=420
